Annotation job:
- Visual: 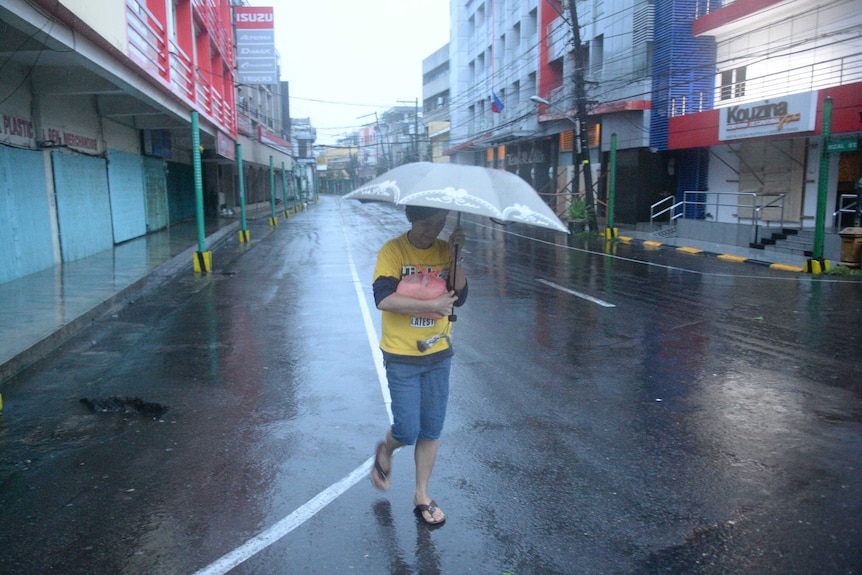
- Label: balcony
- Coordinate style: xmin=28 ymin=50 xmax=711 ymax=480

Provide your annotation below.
xmin=670 ymin=52 xmax=862 ymax=117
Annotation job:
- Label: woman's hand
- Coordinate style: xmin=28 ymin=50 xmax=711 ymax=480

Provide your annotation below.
xmin=431 ymin=290 xmax=459 ymax=317
xmin=377 ymin=290 xmax=458 ymax=318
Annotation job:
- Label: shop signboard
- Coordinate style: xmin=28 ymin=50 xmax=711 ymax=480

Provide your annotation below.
xmin=217 ymin=131 xmax=236 ymax=160
xmin=235 ymin=6 xmax=278 ymax=85
xmin=718 ymin=91 xmax=818 ymax=141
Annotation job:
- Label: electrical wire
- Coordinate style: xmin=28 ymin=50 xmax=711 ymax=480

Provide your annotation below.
xmin=440 ymin=0 xmax=859 ymax=140
xmin=0 ymin=5 xmax=59 ymax=107
xmin=4 ymin=0 xmax=852 ymax=151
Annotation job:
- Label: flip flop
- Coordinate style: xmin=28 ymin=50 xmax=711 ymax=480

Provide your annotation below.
xmin=414 ymin=500 xmax=446 ymax=527
xmin=370 ymin=441 xmax=390 ymax=491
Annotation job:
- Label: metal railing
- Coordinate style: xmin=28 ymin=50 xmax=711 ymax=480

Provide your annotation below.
xmin=670 ymin=53 xmax=862 ymax=118
xmin=651 ymin=191 xmax=788 ymax=244
xmin=834 ymin=194 xmax=860 ymax=228
xmin=650 ymin=195 xmax=682 ymax=229
xmin=694 ymin=0 xmax=739 ymax=19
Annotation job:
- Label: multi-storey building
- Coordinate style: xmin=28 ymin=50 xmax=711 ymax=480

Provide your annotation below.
xmin=439 ymin=0 xmax=859 ymax=251
xmin=446 ymin=0 xmax=542 ymax=174
xmin=664 ymin=0 xmax=861 ymax=248
xmin=0 ymin=0 xmax=300 ymax=285
xmin=445 ymin=0 xmax=660 ymax=223
xmin=423 ymin=44 xmax=452 ymax=163
xmin=326 ymin=105 xmax=422 ymax=188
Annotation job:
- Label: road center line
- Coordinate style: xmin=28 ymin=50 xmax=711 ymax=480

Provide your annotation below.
xmin=536 ymin=278 xmax=616 ymax=308
xmin=193 ymin=216 xmax=390 ymax=575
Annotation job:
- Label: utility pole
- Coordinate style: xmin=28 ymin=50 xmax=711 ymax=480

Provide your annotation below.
xmin=372 ymin=112 xmax=381 ymax=172
xmin=568 ymin=0 xmax=598 ymax=232
xmin=374 ymin=111 xmax=391 ymax=172
xmin=398 ymin=99 xmax=420 ymax=163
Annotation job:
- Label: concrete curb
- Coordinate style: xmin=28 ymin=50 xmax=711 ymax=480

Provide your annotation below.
xmin=617 ymin=235 xmax=806 ymax=273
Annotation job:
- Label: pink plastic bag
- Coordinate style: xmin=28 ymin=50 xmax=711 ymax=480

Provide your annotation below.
xmin=395 ymin=270 xmax=448 ymax=319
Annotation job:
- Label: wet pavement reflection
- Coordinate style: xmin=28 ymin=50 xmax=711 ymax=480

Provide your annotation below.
xmin=1 ymin=196 xmax=860 ymax=574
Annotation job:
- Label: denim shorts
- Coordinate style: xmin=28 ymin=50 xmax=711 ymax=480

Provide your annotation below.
xmin=386 ymin=357 xmax=452 ymax=445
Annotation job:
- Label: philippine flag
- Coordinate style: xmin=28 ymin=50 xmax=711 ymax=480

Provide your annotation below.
xmin=491 ymin=92 xmax=504 ymax=113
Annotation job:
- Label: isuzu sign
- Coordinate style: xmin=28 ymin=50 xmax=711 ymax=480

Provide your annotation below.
xmin=719 ymin=91 xmax=818 ymax=141
xmin=235 ymin=6 xmax=277 ymax=84
xmin=236 ymin=13 xmax=274 ymax=24
xmin=235 ymin=6 xmax=274 ymax=29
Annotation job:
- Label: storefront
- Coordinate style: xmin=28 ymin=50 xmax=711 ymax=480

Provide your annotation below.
xmin=667 ymin=82 xmax=862 ymax=232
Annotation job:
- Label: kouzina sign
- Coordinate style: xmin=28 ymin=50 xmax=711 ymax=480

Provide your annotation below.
xmin=718 ymin=91 xmax=818 ymax=141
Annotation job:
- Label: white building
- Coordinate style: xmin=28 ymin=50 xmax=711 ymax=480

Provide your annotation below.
xmin=445 ymin=0 xmax=659 ymax=222
xmin=666 ymin=0 xmax=861 ymax=254
xmin=436 ymin=0 xmax=859 ymax=258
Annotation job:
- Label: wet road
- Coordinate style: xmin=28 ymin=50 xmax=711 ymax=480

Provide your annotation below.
xmin=1 ymin=195 xmax=861 ymax=574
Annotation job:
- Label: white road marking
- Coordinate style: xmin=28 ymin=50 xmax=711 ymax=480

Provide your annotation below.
xmin=346 ymin=242 xmax=393 ymax=423
xmin=191 ymin=460 xmax=374 ymax=575
xmin=536 ymin=278 xmax=616 ymax=308
xmin=192 ymin=214 xmax=391 ymax=575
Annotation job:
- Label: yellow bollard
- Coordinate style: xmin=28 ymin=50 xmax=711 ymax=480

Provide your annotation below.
xmin=193 ymin=251 xmax=212 ymax=273
xmin=805 ymin=258 xmax=831 ymax=274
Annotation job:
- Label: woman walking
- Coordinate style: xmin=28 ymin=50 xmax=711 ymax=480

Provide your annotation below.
xmin=369 ymin=205 xmax=467 ymax=527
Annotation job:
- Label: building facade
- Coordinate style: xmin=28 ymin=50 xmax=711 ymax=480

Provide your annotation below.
xmin=435 ymin=0 xmax=859 ymax=253
xmin=423 ymin=44 xmax=452 ymax=163
xmin=0 ymin=0 xmax=302 ymax=285
xmin=445 ymin=0 xmax=660 ymax=223
xmin=665 ymin=0 xmax=862 ymax=244
xmin=321 ymin=105 xmax=423 ymax=191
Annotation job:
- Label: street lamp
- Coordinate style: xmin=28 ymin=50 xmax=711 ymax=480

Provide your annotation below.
xmin=530 ymin=96 xmax=553 ymax=106
xmin=531 ymin=95 xmax=598 ymax=231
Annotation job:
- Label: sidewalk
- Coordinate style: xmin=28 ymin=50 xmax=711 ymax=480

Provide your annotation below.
xmin=0 ymin=213 xmax=260 ymax=384
xmin=616 ymin=228 xmax=809 ymax=272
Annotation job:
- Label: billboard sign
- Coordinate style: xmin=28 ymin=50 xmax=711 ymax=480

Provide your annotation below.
xmin=718 ymin=91 xmax=818 ymax=141
xmin=235 ymin=6 xmax=278 ymax=84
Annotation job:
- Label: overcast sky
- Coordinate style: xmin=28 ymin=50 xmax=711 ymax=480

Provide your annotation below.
xmin=250 ymin=0 xmax=451 ymax=146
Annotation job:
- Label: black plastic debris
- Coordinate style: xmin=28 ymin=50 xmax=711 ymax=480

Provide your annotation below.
xmin=80 ymin=397 xmax=168 ymax=419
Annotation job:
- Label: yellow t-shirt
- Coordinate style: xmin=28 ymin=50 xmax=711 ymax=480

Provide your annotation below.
xmin=373 ymin=233 xmax=454 ymax=360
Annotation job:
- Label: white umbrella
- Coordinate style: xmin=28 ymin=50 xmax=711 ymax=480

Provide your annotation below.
xmin=343 ymin=162 xmax=569 ymax=234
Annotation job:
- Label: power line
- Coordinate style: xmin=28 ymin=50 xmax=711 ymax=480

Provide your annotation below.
xmin=441 ymin=0 xmax=859 ymax=139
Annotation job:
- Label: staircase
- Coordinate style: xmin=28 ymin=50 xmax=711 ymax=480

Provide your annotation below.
xmin=650 ymin=224 xmax=678 ymax=239
xmin=752 ymin=228 xmax=815 ymax=257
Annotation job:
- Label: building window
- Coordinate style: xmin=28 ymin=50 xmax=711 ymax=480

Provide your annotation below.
xmin=590 ymin=34 xmax=604 ymax=80
xmin=720 ymin=66 xmax=746 ymax=100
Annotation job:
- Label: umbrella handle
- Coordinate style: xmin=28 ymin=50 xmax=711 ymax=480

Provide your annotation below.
xmin=448 ymin=243 xmax=459 ymax=322
xmin=448 ymin=213 xmax=462 ymax=322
